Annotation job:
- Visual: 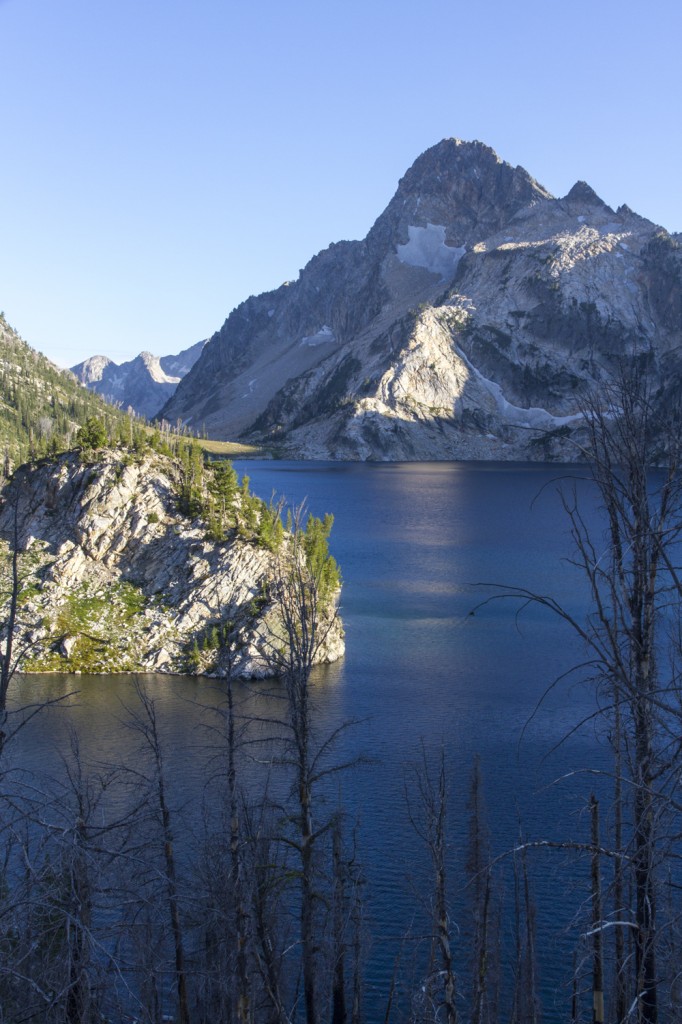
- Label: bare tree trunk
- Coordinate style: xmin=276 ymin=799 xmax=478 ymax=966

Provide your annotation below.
xmin=297 ymin=687 xmax=317 ymax=1024
xmin=590 ymin=796 xmax=604 ymax=1024
xmin=0 ymin=495 xmax=21 ymax=755
xmin=263 ymin=508 xmax=343 ymax=1024
xmin=612 ymin=691 xmax=627 ymax=1024
xmin=510 ymin=836 xmax=540 ymax=1024
xmin=243 ymin=800 xmax=290 ymax=1024
xmin=521 ymin=842 xmax=540 ymax=1024
xmin=350 ymin=866 xmax=363 ymax=1024
xmin=633 ymin=737 xmax=658 ymax=1024
xmin=331 ymin=819 xmax=347 ymax=1024
xmin=436 ymin=754 xmax=457 ymax=1023
xmin=467 ymin=755 xmax=493 ymax=1024
xmin=129 ymin=684 xmax=191 ymax=1024
xmin=406 ymin=746 xmax=458 ymax=1024
xmin=226 ymin=674 xmax=251 ymax=1024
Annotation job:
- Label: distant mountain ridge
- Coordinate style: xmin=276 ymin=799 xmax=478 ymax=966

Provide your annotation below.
xmin=158 ymin=138 xmax=682 ymax=460
xmin=71 ymin=339 xmax=205 ymax=419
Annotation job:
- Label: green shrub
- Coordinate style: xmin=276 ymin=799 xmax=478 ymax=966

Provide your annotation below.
xmin=76 ymin=417 xmax=108 ymax=450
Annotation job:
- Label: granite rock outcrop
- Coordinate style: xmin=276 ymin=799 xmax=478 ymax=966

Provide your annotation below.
xmin=0 ymin=452 xmax=343 ymax=677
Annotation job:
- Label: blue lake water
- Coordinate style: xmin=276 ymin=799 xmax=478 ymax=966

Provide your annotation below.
xmin=9 ymin=460 xmax=615 ymax=1019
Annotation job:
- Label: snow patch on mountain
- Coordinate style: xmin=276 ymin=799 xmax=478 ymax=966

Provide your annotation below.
xmin=139 ymin=352 xmax=180 ymax=385
xmin=396 ymin=224 xmax=465 ymax=279
xmin=460 ymin=350 xmax=583 ymax=430
xmin=300 ymin=325 xmax=335 ymax=347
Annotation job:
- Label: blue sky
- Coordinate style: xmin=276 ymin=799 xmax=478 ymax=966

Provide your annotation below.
xmin=1 ymin=0 xmax=680 ymax=368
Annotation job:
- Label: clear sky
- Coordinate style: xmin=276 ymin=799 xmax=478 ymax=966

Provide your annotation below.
xmin=1 ymin=0 xmax=680 ymax=368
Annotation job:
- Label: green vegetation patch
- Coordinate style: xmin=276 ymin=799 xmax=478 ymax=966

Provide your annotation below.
xmin=26 ymin=579 xmax=151 ymax=673
xmin=0 ymin=314 xmax=132 ymax=471
xmin=196 ymin=438 xmax=263 ymax=456
xmin=0 ymin=538 xmax=52 ymax=606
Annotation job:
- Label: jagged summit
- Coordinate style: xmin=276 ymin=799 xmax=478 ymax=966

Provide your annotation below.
xmin=564 ymin=180 xmax=609 ymax=208
xmin=152 ymin=139 xmax=682 ymax=461
xmin=395 ymin=137 xmax=550 ymax=201
xmin=367 ymin=139 xmax=553 ymax=254
xmin=135 ymin=351 xmax=180 ymax=385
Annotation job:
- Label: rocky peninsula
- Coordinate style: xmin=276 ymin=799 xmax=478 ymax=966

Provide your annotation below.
xmin=0 ymin=447 xmax=343 ymax=678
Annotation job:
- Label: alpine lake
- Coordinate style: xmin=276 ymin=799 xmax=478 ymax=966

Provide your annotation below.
xmin=9 ymin=459 xmax=616 ymax=1019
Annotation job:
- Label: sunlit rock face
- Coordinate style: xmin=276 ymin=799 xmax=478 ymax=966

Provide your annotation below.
xmin=0 ymin=452 xmax=344 ymax=677
xmin=160 ymin=139 xmax=682 ymax=461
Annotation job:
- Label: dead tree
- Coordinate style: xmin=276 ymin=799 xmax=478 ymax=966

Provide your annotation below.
xmin=196 ymin=630 xmax=257 ymax=1024
xmin=477 ymin=372 xmax=682 ymax=1024
xmin=590 ymin=795 xmax=604 ymax=1024
xmin=124 ymin=681 xmax=192 ymax=1024
xmin=405 ymin=745 xmax=458 ymax=1024
xmin=565 ymin=376 xmax=682 ymax=1024
xmin=260 ymin=507 xmax=345 ymax=1024
xmin=509 ymin=833 xmax=540 ymax=1024
xmin=241 ymin=798 xmax=291 ymax=1024
xmin=466 ymin=756 xmax=497 ymax=1024
xmin=0 ymin=731 xmax=134 ymax=1022
xmin=0 ymin=490 xmax=22 ymax=754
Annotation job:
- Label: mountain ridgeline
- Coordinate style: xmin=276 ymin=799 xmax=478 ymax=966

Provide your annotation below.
xmin=71 ymin=339 xmax=206 ymax=420
xmin=159 ymin=138 xmax=682 ymax=460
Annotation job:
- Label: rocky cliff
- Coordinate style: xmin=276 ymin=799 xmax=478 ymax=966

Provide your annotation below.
xmin=0 ymin=451 xmax=343 ymax=677
xmin=160 ymin=139 xmax=682 ymax=461
xmin=72 ymin=340 xmax=206 ymax=419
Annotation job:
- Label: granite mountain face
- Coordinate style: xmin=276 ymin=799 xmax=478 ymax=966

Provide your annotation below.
xmin=160 ymin=139 xmax=682 ymax=460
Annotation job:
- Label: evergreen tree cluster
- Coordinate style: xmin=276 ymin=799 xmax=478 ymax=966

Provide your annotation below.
xmin=0 ymin=313 xmax=133 ymax=472
xmin=186 ymin=619 xmax=236 ymax=672
xmin=174 ymin=439 xmax=286 ymax=553
xmin=71 ymin=418 xmax=334 ymax=580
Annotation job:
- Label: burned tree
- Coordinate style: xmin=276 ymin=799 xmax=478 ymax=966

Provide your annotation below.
xmin=261 ymin=508 xmax=345 ymax=1024
xmin=480 ymin=373 xmax=682 ymax=1023
xmin=405 ymin=745 xmax=458 ymax=1024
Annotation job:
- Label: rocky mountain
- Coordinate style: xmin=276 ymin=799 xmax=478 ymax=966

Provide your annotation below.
xmin=72 ymin=340 xmax=205 ymax=419
xmin=160 ymin=139 xmax=682 ymax=461
xmin=0 ymin=450 xmax=343 ymax=678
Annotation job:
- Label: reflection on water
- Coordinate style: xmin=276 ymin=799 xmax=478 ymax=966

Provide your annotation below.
xmin=6 ymin=461 xmax=612 ymax=1018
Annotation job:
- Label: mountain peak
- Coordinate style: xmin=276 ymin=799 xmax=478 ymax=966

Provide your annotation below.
xmin=564 ymin=180 xmax=609 ymax=207
xmin=368 ymin=137 xmax=553 ymax=254
xmin=71 ymin=354 xmax=114 ymax=385
xmin=72 ymin=346 xmax=194 ymax=418
xmin=106 ymin=138 xmax=681 ymax=464
xmin=398 ymin=137 xmax=550 ymax=198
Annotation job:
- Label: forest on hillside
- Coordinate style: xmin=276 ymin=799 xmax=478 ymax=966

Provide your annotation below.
xmin=0 ymin=313 xmax=135 ymax=471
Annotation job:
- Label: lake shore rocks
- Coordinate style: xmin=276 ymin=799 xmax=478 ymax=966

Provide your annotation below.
xmin=0 ymin=451 xmax=344 ymax=678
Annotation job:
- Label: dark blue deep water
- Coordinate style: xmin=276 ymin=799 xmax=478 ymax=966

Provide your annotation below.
xmin=10 ymin=460 xmax=615 ymax=1019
